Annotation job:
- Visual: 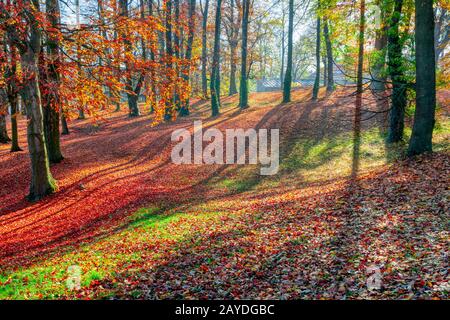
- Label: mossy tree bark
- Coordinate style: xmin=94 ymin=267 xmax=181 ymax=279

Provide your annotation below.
xmin=371 ymin=0 xmax=388 ymax=92
xmin=225 ymin=0 xmax=240 ymax=96
xmin=43 ymin=0 xmax=64 ymax=163
xmin=210 ymin=0 xmax=222 ymax=116
xmin=239 ymin=0 xmax=250 ymax=109
xmin=14 ymin=0 xmax=57 ymax=201
xmin=323 ymin=18 xmax=334 ymax=93
xmin=386 ymin=0 xmax=406 ymax=143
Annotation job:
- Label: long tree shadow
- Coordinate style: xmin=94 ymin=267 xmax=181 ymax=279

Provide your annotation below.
xmin=0 ymin=94 xmax=292 ymax=269
xmin=0 ymin=89 xmax=390 ymax=275
xmin=86 ymin=152 xmax=450 ymax=299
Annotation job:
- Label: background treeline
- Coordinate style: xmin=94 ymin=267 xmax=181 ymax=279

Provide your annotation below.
xmin=0 ymin=0 xmax=448 ymax=201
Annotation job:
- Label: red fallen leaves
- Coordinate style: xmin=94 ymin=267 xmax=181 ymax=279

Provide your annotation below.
xmin=0 ymin=90 xmax=449 ymax=299
xmin=82 ymin=152 xmax=448 ymax=300
xmin=0 ymin=93 xmax=284 ymax=269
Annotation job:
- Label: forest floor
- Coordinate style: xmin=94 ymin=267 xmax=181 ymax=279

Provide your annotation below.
xmin=0 ymin=88 xmax=449 ymax=299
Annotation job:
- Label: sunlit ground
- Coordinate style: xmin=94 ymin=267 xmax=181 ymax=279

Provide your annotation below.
xmin=0 ymin=88 xmax=448 ymax=299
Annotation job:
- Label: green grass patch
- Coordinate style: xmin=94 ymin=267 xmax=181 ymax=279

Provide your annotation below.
xmin=0 ymin=206 xmax=224 ymax=299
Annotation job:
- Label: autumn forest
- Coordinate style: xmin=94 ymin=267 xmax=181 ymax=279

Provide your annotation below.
xmin=0 ymin=0 xmax=449 ymax=301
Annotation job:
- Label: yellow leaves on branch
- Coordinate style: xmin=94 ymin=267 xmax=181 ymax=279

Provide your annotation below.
xmin=1 ymin=0 xmax=199 ymax=122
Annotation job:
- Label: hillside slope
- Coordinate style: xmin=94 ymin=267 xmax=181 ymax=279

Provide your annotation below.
xmin=0 ymin=89 xmax=448 ymax=299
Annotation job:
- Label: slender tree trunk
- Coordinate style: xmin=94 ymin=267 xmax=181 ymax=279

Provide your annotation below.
xmin=408 ymin=0 xmax=436 ymax=156
xmin=174 ymin=0 xmax=180 ymax=61
xmin=371 ymin=1 xmax=388 ymax=92
xmin=173 ymin=0 xmax=181 ymax=109
xmin=22 ymin=52 xmax=57 ymax=200
xmin=165 ymin=0 xmax=173 ymax=121
xmin=229 ymin=43 xmax=238 ymax=95
xmin=148 ymin=0 xmax=157 ymax=113
xmin=43 ymin=0 xmax=63 ymax=163
xmin=352 ymin=0 xmax=366 ymax=179
xmin=119 ymin=0 xmax=140 ymax=117
xmin=282 ymin=0 xmax=294 ymax=103
xmin=323 ymin=18 xmax=334 ymax=92
xmin=312 ymin=17 xmax=321 ymax=100
xmin=387 ymin=0 xmax=406 ymax=143
xmin=0 ymin=114 xmax=9 ymax=143
xmin=201 ymin=0 xmax=210 ymax=99
xmin=180 ymin=0 xmax=196 ymax=116
xmin=357 ymin=0 xmax=365 ymax=95
xmin=210 ymin=0 xmax=222 ymax=116
xmin=75 ymin=0 xmax=85 ymax=119
xmin=113 ymin=0 xmax=121 ymax=113
xmin=227 ymin=0 xmax=239 ymax=96
xmin=0 ymin=26 xmax=11 ymax=144
xmin=10 ymin=96 xmax=21 ymax=151
xmin=18 ymin=0 xmax=57 ymax=201
xmin=61 ymin=112 xmax=69 ymax=135
xmin=239 ymin=0 xmax=250 ymax=109
xmin=280 ymin=7 xmax=286 ymax=88
xmin=434 ymin=8 xmax=448 ymax=65
xmin=5 ymin=28 xmax=21 ymax=151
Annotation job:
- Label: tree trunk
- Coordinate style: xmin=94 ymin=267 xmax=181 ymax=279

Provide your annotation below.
xmin=352 ymin=0 xmax=366 ymax=179
xmin=10 ymin=96 xmax=21 ymax=151
xmin=119 ymin=0 xmax=140 ymax=117
xmin=408 ymin=0 xmax=436 ymax=156
xmin=201 ymin=0 xmax=210 ymax=99
xmin=239 ymin=0 xmax=250 ymax=109
xmin=227 ymin=0 xmax=239 ymax=96
xmin=229 ymin=43 xmax=238 ymax=95
xmin=280 ymin=6 xmax=286 ymax=88
xmin=371 ymin=1 xmax=388 ymax=92
xmin=148 ymin=0 xmax=157 ymax=113
xmin=312 ymin=17 xmax=321 ymax=101
xmin=5 ymin=26 xmax=21 ymax=151
xmin=22 ymin=53 xmax=57 ymax=200
xmin=127 ymin=95 xmax=139 ymax=117
xmin=75 ymin=0 xmax=85 ymax=120
xmin=61 ymin=112 xmax=69 ymax=135
xmin=282 ymin=0 xmax=294 ymax=103
xmin=180 ymin=0 xmax=196 ymax=116
xmin=164 ymin=0 xmax=173 ymax=121
xmin=0 ymin=114 xmax=9 ymax=143
xmin=173 ymin=0 xmax=181 ymax=110
xmin=210 ymin=0 xmax=222 ymax=116
xmin=357 ymin=0 xmax=365 ymax=95
xmin=323 ymin=18 xmax=334 ymax=92
xmin=43 ymin=0 xmax=64 ymax=163
xmin=18 ymin=0 xmax=57 ymax=201
xmin=387 ymin=0 xmax=406 ymax=143
xmin=113 ymin=1 xmax=121 ymax=113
